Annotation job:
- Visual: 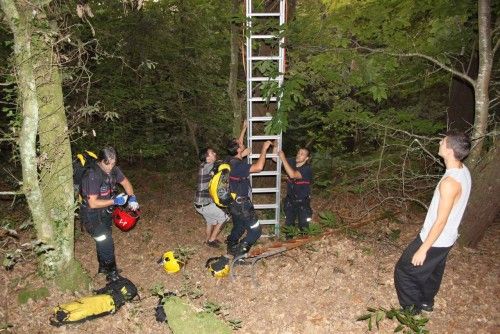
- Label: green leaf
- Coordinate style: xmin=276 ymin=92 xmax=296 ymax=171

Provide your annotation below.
xmin=394 ymin=324 xmax=404 ymax=332
xmin=356 ymin=314 xmax=371 ymax=321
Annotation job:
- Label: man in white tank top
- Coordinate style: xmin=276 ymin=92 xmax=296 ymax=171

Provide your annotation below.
xmin=394 ymin=131 xmax=472 ymax=314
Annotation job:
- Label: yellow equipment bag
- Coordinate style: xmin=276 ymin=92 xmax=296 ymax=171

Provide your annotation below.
xmin=208 ymin=163 xmax=236 ymax=207
xmin=50 ymin=295 xmax=116 ymax=326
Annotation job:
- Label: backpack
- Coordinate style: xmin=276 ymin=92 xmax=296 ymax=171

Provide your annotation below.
xmin=208 ymin=163 xmax=236 ymax=207
xmin=73 ymin=150 xmax=98 ymax=195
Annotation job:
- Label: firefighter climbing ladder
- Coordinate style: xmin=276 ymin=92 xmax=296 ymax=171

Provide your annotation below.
xmin=246 ymin=0 xmax=285 ymax=236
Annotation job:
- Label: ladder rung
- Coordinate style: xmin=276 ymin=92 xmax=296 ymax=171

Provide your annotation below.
xmin=258 ymin=219 xmax=280 ymax=225
xmin=248 ymin=153 xmax=278 ymax=159
xmin=250 ymin=77 xmax=280 ymax=81
xmin=251 ymin=34 xmax=279 ymax=39
xmin=249 ymin=116 xmax=272 ymax=121
xmin=252 ymin=170 xmax=278 ymax=176
xmin=253 ymin=187 xmax=279 ymax=193
xmin=247 ymin=13 xmax=280 ymax=17
xmin=250 ymin=56 xmax=280 ymax=60
xmin=249 ymin=97 xmax=277 ymax=102
xmin=250 ymin=135 xmax=281 ymax=141
xmin=254 ymin=204 xmax=279 ymax=210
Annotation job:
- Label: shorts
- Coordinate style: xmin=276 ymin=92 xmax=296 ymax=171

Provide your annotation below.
xmin=195 ymin=203 xmax=228 ymax=225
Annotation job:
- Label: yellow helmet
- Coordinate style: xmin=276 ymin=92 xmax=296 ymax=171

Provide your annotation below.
xmin=160 ymin=251 xmax=182 ymax=274
xmin=205 ymin=256 xmax=230 ymax=278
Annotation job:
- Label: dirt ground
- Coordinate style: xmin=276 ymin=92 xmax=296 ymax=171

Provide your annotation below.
xmin=1 ymin=169 xmax=499 ymax=334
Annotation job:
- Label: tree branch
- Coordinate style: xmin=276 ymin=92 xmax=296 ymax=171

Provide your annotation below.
xmin=493 ymin=38 xmax=499 ymax=56
xmin=0 ymin=191 xmax=23 ymax=196
xmin=355 ymin=44 xmax=476 ymax=87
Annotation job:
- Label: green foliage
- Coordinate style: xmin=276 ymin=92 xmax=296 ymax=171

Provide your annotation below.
xmin=17 ymin=286 xmax=50 ymax=304
xmin=64 ymin=0 xmax=235 ymax=165
xmin=357 ymin=306 xmax=429 ymax=333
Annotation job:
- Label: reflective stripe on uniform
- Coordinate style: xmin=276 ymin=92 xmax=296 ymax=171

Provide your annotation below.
xmin=94 ymin=234 xmax=107 ymax=242
xmin=250 ymin=221 xmax=260 ymax=229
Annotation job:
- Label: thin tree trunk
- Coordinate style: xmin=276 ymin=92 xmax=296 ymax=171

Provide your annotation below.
xmin=1 ymin=0 xmax=75 ymax=278
xmin=0 ymin=0 xmax=52 ymax=242
xmin=468 ymin=0 xmax=493 ymax=166
xmin=228 ymin=0 xmax=243 ymax=137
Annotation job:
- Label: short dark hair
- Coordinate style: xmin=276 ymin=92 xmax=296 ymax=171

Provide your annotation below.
xmin=199 ymin=147 xmax=211 ymax=162
xmin=98 ymin=146 xmax=117 ymax=164
xmin=226 ymin=139 xmax=239 ymax=157
xmin=445 ymin=131 xmax=471 ymax=161
xmin=299 ymin=147 xmax=311 ymax=157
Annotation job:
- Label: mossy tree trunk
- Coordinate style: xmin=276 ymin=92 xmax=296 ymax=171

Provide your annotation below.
xmin=1 ymin=0 xmax=75 ymax=279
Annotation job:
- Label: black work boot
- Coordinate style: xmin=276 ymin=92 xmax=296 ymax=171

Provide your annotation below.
xmin=103 ymin=261 xmax=121 ymax=282
xmin=234 ymin=241 xmax=250 ymax=258
xmin=227 ymin=241 xmax=238 ymax=256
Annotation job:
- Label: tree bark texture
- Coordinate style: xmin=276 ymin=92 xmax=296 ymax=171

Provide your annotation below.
xmin=0 ymin=0 xmax=53 ymax=241
xmin=1 ymin=0 xmax=75 ymax=277
xmin=459 ymin=139 xmax=500 ymax=248
xmin=34 ymin=16 xmax=75 ymax=268
xmin=468 ymin=0 xmax=493 ymax=166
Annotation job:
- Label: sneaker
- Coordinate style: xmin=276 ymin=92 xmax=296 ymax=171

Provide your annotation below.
xmin=400 ymin=306 xmax=421 ymax=315
xmin=206 ymin=240 xmax=220 ymax=248
xmin=420 ymin=303 xmax=434 ymax=312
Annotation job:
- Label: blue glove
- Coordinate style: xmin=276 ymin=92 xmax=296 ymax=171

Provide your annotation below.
xmin=128 ymin=195 xmax=139 ymax=210
xmin=113 ymin=193 xmax=128 ymax=206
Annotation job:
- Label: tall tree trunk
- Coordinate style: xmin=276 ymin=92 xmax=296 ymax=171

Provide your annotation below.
xmin=1 ymin=0 xmax=75 ymax=279
xmin=459 ymin=139 xmax=500 ymax=247
xmin=0 ymin=0 xmax=52 ymax=243
xmin=34 ymin=18 xmax=75 ymax=271
xmin=229 ymin=0 xmax=243 ymax=138
xmin=468 ymin=0 xmax=493 ymax=166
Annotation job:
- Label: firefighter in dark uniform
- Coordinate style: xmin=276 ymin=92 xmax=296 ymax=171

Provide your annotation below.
xmin=80 ymin=147 xmax=139 ymax=281
xmin=225 ymin=139 xmax=273 ymax=257
xmin=278 ymin=148 xmax=312 ymax=236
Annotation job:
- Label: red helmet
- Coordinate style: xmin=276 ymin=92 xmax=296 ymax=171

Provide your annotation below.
xmin=112 ymin=207 xmax=141 ymax=232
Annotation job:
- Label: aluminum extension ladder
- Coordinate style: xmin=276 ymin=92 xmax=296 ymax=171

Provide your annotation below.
xmin=245 ymin=0 xmax=286 ymax=236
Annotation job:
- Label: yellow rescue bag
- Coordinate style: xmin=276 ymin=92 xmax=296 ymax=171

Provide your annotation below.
xmin=50 ymin=294 xmax=116 ymax=326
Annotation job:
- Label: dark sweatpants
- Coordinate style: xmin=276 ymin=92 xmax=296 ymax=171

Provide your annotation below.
xmin=394 ymin=236 xmax=452 ymax=311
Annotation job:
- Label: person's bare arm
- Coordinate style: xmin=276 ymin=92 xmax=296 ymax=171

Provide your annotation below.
xmin=279 ymin=151 xmax=302 ymax=179
xmin=87 ymin=195 xmax=114 ymax=209
xmin=249 ymin=141 xmax=272 ymax=173
xmin=237 ymin=121 xmax=247 ymax=146
xmin=120 ymin=177 xmax=135 ymax=196
xmin=411 ymin=177 xmax=461 ymax=266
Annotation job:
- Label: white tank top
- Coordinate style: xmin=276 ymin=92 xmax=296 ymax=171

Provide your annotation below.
xmin=419 ymin=165 xmax=472 ymax=247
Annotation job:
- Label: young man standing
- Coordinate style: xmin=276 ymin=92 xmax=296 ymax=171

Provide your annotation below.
xmin=194 ymin=148 xmax=229 ymax=247
xmin=278 ymin=148 xmax=313 ymax=236
xmin=80 ymin=146 xmax=139 ymax=281
xmin=394 ymin=131 xmax=471 ymax=314
xmin=225 ymin=139 xmax=273 ymax=257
